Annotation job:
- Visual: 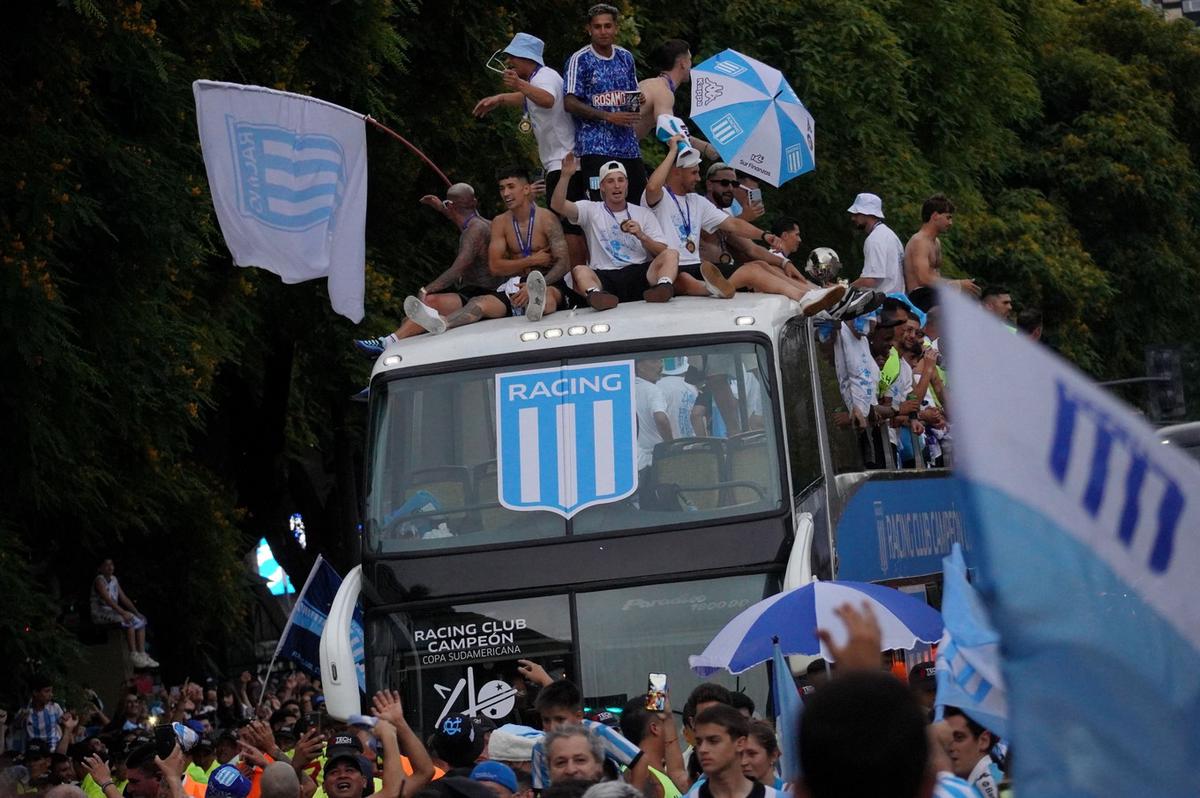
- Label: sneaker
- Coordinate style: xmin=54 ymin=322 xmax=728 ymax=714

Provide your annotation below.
xmin=130 ymin=652 xmax=148 ymax=668
xmin=350 ymin=387 xmax=369 ymax=403
xmin=826 ymin=288 xmax=885 ymax=321
xmin=403 ymin=295 xmax=447 ymax=335
xmin=525 ymin=271 xmax=547 ymax=322
xmin=700 ymin=262 xmax=735 ymax=298
xmin=353 ymin=337 xmax=385 ymax=359
xmin=642 ymin=281 xmax=674 ymax=303
xmin=141 ymin=654 xmax=160 ymax=668
xmin=587 ymin=290 xmax=619 ymax=311
xmin=795 ymin=285 xmax=847 ymax=317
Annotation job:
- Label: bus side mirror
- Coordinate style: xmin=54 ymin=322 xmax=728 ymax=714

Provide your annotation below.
xmin=320 ymin=564 xmax=363 ymax=721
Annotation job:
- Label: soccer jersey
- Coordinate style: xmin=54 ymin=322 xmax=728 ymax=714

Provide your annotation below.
xmin=682 ymin=777 xmax=787 ymax=798
xmin=530 ymin=718 xmax=642 ymax=789
xmin=563 ymin=45 xmax=640 ymax=159
xmin=967 ymin=755 xmax=1002 ymax=798
xmin=642 ymin=190 xmax=728 ymax=266
xmin=636 ymin=377 xmax=669 ymax=470
xmin=658 ymin=374 xmax=699 ymax=438
xmin=574 ymin=200 xmax=667 ymax=270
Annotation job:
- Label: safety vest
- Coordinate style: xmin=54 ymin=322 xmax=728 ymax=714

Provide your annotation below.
xmin=877 ymin=347 xmax=902 ymax=395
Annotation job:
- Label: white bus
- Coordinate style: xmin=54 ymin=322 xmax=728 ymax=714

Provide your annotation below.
xmin=320 ymin=294 xmax=968 ymax=729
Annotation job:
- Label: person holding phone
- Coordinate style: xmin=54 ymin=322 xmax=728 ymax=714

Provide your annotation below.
xmin=618 ymin=690 xmax=689 ymax=798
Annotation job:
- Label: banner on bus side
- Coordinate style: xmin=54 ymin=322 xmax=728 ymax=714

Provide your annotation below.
xmin=495 ymin=361 xmax=638 ymax=518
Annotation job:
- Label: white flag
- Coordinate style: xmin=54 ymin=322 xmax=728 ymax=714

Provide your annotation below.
xmin=193 ymin=80 xmax=366 ymax=322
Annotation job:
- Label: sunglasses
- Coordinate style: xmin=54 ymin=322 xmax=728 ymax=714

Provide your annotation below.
xmin=709 ymin=179 xmax=740 ymax=188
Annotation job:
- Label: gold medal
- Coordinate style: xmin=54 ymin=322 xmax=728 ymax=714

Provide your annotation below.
xmin=518 ymin=117 xmax=532 ymax=134
xmin=685 ymin=239 xmax=696 ymax=253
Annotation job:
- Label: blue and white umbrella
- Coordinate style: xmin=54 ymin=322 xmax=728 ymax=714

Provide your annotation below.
xmin=688 ymin=48 xmax=816 ymax=187
xmin=689 ymin=580 xmax=943 ymax=675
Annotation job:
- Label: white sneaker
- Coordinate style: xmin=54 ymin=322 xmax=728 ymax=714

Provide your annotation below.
xmin=404 ymin=295 xmax=447 ymax=335
xmin=142 ymin=654 xmax=160 ymax=668
xmin=796 ymin=285 xmax=846 ymax=317
xmin=130 ymin=652 xmax=148 ymax=668
xmin=700 ymin=262 xmax=735 ymax=298
xmin=525 ymin=271 xmax=547 ymax=322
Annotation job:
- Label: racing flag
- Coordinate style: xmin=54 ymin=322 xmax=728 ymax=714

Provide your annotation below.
xmin=944 ymin=292 xmax=1200 ymax=796
xmin=193 ymin=80 xmax=367 ymax=322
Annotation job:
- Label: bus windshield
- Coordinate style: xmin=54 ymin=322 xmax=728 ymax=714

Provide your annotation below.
xmin=366 ymin=339 xmax=784 ymax=552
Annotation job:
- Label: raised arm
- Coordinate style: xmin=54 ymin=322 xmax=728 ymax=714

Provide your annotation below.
xmin=643 ymin=133 xmax=685 ymax=207
xmin=550 ymin=153 xmax=580 ymax=222
xmin=372 ymin=691 xmax=433 ymax=798
xmin=503 ymin=70 xmax=554 ymax=108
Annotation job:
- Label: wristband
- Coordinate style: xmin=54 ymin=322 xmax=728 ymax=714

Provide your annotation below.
xmin=100 ymin=782 xmax=115 ymax=791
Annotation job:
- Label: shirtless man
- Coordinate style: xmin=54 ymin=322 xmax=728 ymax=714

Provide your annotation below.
xmin=353 ymin=184 xmax=500 ymax=355
xmin=904 ymin=194 xmax=979 ymax=301
xmin=404 ymin=166 xmax=570 ymax=335
xmin=634 ymin=39 xmax=721 ymax=161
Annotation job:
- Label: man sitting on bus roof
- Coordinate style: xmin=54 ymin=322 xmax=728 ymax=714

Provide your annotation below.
xmin=404 ymin=166 xmax=573 ymax=336
xmin=530 ymin=680 xmax=646 ymax=793
xmin=354 ymin=184 xmax=501 ymax=357
xmin=642 ymin=137 xmax=848 ymax=317
xmin=700 ymin=164 xmax=881 ymax=320
xmin=550 ymin=153 xmax=680 ymax=311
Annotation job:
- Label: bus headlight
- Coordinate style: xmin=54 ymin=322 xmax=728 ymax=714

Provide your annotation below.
xmin=520 ymin=331 xmax=540 ymax=342
xmin=544 ymin=328 xmax=564 ymax=339
xmin=735 ymin=316 xmax=755 ymax=326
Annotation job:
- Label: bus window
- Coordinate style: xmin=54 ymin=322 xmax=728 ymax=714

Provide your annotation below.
xmin=366 ymin=341 xmax=785 ymax=552
xmin=575 ymin=575 xmax=771 ymax=715
xmin=369 ymin=594 xmax=573 ymax=736
xmin=778 ymin=319 xmax=821 ymax=493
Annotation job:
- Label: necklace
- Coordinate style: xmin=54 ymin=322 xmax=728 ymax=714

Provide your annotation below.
xmin=604 ymin=202 xmax=632 ymax=231
xmin=459 ymin=212 xmax=478 ymax=231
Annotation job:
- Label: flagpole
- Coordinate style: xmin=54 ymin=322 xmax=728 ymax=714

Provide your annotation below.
xmin=259 ymin=554 xmax=326 ymax=711
xmin=364 ymin=116 xmax=452 ymax=187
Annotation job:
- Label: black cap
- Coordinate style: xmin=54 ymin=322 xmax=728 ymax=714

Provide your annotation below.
xmin=431 ymin=716 xmax=488 ymax=769
xmin=588 ymin=711 xmax=619 ymax=729
xmin=908 ymin=661 xmax=937 ymax=692
xmin=24 ymin=740 xmax=52 ymax=761
xmin=323 ymin=734 xmax=366 ymax=776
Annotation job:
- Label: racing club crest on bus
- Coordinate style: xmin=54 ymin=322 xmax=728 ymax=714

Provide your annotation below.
xmin=495 ymin=362 xmax=638 ymax=517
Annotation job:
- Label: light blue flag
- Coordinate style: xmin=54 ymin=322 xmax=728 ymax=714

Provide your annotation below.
xmin=274 ymin=555 xmax=366 ymax=691
xmin=944 ymin=292 xmax=1200 ymax=797
xmin=771 ymin=641 xmax=803 ymax=782
xmin=934 ymin=544 xmax=1008 ymax=739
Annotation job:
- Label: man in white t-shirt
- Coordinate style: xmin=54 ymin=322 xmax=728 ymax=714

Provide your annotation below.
xmin=656 ymin=357 xmax=700 ymax=438
xmin=474 ymin=33 xmax=581 ymax=260
xmin=551 ymin=152 xmax=680 ymax=310
xmin=635 ymin=358 xmax=673 ymax=473
xmin=643 ymin=138 xmax=856 ymax=317
xmin=847 ymin=192 xmax=905 ymax=295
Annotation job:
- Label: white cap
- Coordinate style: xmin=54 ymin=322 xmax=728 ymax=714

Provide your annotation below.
xmin=597 ymin=160 xmax=627 ymax=182
xmin=847 ymin=192 xmax=885 ymax=218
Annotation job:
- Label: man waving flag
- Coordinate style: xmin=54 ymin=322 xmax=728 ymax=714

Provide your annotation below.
xmin=943 ymin=291 xmax=1200 ymax=797
xmin=193 ymin=80 xmax=366 ymax=322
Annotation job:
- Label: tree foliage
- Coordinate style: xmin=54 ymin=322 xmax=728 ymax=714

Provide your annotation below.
xmin=2 ymin=0 xmax=1198 ymax=692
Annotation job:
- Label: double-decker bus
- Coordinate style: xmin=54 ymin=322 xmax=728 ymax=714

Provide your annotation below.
xmin=319 ymin=294 xmax=970 ymax=729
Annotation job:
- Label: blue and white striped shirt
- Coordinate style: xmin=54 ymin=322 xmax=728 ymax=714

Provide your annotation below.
xmin=934 ymin=770 xmax=983 ymax=798
xmin=24 ymin=701 xmax=64 ymax=749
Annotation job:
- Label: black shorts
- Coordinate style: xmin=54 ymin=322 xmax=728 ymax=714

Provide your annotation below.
xmin=545 ymin=169 xmax=583 ymax=236
xmin=568 ymin=154 xmax=649 ymax=205
xmin=595 ymin=262 xmax=652 ymax=302
xmin=454 ymin=284 xmax=500 ymax=307
xmin=679 ymin=261 xmax=736 ymax=281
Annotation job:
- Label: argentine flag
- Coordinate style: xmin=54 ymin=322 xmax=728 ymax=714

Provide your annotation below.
xmin=944 ymin=292 xmax=1200 ymax=796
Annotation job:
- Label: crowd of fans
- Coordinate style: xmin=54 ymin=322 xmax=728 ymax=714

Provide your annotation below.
xmin=0 ymin=603 xmax=1006 ymax=798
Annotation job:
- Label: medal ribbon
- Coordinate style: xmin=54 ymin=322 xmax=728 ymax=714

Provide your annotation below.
xmin=512 ymin=205 xmax=536 ymax=257
xmin=522 ymin=65 xmax=543 ymax=124
xmin=666 ymin=188 xmax=692 ymax=245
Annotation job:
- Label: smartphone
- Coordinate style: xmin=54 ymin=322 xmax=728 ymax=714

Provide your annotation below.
xmin=747 ymin=187 xmax=763 ymax=205
xmin=531 ymin=167 xmax=546 ymax=184
xmin=154 ymin=724 xmax=177 ymax=759
xmin=645 ymin=673 xmax=667 ymax=712
xmin=304 ymin=709 xmax=325 ymax=733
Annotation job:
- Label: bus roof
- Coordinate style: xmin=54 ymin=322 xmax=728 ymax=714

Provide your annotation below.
xmin=370 ymin=294 xmax=799 ymax=376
